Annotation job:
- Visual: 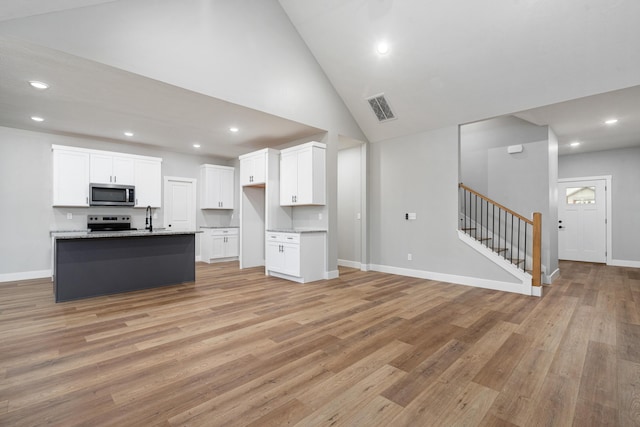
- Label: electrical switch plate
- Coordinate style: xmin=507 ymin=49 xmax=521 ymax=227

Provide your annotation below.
xmin=153 ymin=212 xmax=158 ymax=219
xmin=408 ymin=253 xmax=412 ymax=261
xmin=318 ymin=213 xmax=323 ymax=220
xmin=408 ymin=213 xmax=417 ymax=220
xmin=67 ymin=213 xmax=73 ymax=220
xmin=356 ymin=213 xmax=361 ymax=220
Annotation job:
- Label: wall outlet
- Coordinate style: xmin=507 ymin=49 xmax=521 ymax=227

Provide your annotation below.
xmin=153 ymin=212 xmax=158 ymax=219
xmin=356 ymin=212 xmax=361 ymax=220
xmin=67 ymin=213 xmax=73 ymax=220
xmin=408 ymin=253 xmax=412 ymax=261
xmin=318 ymin=213 xmax=323 ymax=220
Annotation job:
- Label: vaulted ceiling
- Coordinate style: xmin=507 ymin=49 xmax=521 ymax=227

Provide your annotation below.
xmin=1 ymin=0 xmax=639 ymax=157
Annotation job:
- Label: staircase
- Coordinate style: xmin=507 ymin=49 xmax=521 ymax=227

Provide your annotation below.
xmin=458 ymin=183 xmax=542 ymax=294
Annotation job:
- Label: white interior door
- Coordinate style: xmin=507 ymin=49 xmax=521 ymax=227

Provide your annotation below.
xmin=164 ymin=176 xmax=196 ymax=231
xmin=558 ymin=179 xmax=607 ymax=263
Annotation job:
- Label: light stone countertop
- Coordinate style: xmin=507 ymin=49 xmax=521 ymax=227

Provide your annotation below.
xmin=266 ymin=228 xmax=327 ymax=233
xmin=51 ymin=229 xmax=202 ymax=239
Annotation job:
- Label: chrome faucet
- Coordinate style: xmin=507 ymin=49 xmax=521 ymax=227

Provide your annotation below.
xmin=145 ymin=205 xmax=153 ymax=232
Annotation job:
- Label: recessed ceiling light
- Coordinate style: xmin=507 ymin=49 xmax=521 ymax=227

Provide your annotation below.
xmin=31 ymin=116 xmax=44 ymax=122
xmin=124 ymin=131 xmax=134 ymax=137
xmin=229 ymin=127 xmax=239 ymax=133
xmin=376 ymin=41 xmax=390 ymax=55
xmin=193 ymin=143 xmax=201 ymax=148
xmin=28 ymin=81 xmax=49 ymax=90
xmin=570 ymin=141 xmax=581 ymax=147
xmin=605 ymin=118 xmax=618 ymax=125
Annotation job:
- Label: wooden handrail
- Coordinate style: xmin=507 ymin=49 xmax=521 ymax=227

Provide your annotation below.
xmin=459 ymin=182 xmax=542 ymax=288
xmin=532 ymin=212 xmax=542 ymax=287
xmin=459 ymin=183 xmax=533 ymax=224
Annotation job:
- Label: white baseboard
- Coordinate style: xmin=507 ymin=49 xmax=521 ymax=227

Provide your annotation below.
xmin=610 ymin=259 xmax=640 ymax=268
xmin=360 ymin=264 xmax=370 ymax=272
xmin=338 ymin=259 xmax=361 ymax=269
xmin=368 ymin=264 xmax=536 ymax=296
xmin=544 ymin=268 xmax=560 ymax=284
xmin=0 ymin=269 xmax=52 ymax=283
xmin=195 ymin=255 xmax=202 ymax=262
xmin=325 ymin=270 xmax=339 ymax=280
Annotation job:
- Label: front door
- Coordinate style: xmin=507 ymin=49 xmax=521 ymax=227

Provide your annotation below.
xmin=558 ymin=179 xmax=607 ymax=263
xmin=164 ymin=176 xmax=196 ymax=231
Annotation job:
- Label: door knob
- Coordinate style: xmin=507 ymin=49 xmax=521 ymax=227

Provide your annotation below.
xmin=559 ymin=226 xmax=564 ymax=229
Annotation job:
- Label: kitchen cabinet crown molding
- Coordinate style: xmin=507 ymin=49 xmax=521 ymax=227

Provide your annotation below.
xmin=52 ymin=144 xmax=162 ymax=163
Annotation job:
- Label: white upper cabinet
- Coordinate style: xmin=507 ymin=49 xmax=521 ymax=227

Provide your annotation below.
xmin=200 ymin=164 xmax=235 ymax=209
xmin=90 ymin=153 xmax=135 ymax=185
xmin=52 ymin=147 xmax=90 ymax=207
xmin=52 ymin=145 xmax=161 ymax=208
xmin=134 ymin=158 xmax=162 ymax=208
xmin=279 ymin=142 xmax=326 ymax=206
xmin=239 ymin=150 xmax=267 ymax=186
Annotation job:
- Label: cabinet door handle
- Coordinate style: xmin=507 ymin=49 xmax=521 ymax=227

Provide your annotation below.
xmin=114 ymin=176 xmax=117 ymax=183
xmin=86 ymin=196 xmax=89 ymax=205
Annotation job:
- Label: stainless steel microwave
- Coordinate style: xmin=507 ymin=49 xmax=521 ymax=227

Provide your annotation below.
xmin=89 ymin=183 xmax=135 ymax=206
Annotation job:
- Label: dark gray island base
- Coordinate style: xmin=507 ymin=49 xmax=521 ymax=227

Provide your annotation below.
xmin=54 ymin=232 xmax=196 ymax=302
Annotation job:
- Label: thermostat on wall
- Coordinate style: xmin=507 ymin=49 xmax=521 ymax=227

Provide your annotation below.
xmin=507 ymin=144 xmax=523 ymax=154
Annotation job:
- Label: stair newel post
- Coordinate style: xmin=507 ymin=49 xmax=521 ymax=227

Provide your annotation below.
xmin=532 ymin=212 xmax=542 ymax=287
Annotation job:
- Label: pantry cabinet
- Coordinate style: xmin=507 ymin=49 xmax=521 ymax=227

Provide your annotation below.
xmin=200 ymin=164 xmax=234 ymax=209
xmin=279 ymin=142 xmax=325 ymax=206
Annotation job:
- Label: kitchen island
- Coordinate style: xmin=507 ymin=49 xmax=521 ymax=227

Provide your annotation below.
xmin=51 ymin=230 xmax=200 ymax=302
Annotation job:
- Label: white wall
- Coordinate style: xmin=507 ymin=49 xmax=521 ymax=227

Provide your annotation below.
xmin=0 ymin=126 xmax=233 ymax=279
xmin=461 ymin=115 xmax=549 ymax=194
xmin=369 ymin=126 xmax=519 ymax=284
xmin=559 ymin=146 xmax=640 ymax=263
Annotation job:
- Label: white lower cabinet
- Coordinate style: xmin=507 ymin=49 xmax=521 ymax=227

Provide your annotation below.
xmin=265 ymin=231 xmax=326 ymax=283
xmin=201 ymin=228 xmax=239 ymax=263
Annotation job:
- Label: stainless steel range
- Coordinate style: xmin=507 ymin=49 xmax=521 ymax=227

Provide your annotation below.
xmin=87 ymin=215 xmax=136 ymax=232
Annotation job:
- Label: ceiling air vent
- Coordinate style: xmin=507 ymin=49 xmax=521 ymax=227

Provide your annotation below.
xmin=366 ymin=93 xmax=396 ymax=122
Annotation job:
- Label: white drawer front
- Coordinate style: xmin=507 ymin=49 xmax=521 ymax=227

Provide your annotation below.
xmin=211 ymin=228 xmax=238 ymax=236
xmin=266 ymin=232 xmax=300 ymax=244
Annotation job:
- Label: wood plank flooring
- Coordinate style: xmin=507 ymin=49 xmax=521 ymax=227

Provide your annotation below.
xmin=1 ymin=260 xmax=639 ymax=426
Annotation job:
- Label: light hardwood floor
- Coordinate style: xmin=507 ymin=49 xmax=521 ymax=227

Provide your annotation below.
xmin=1 ymin=260 xmax=639 ymax=426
